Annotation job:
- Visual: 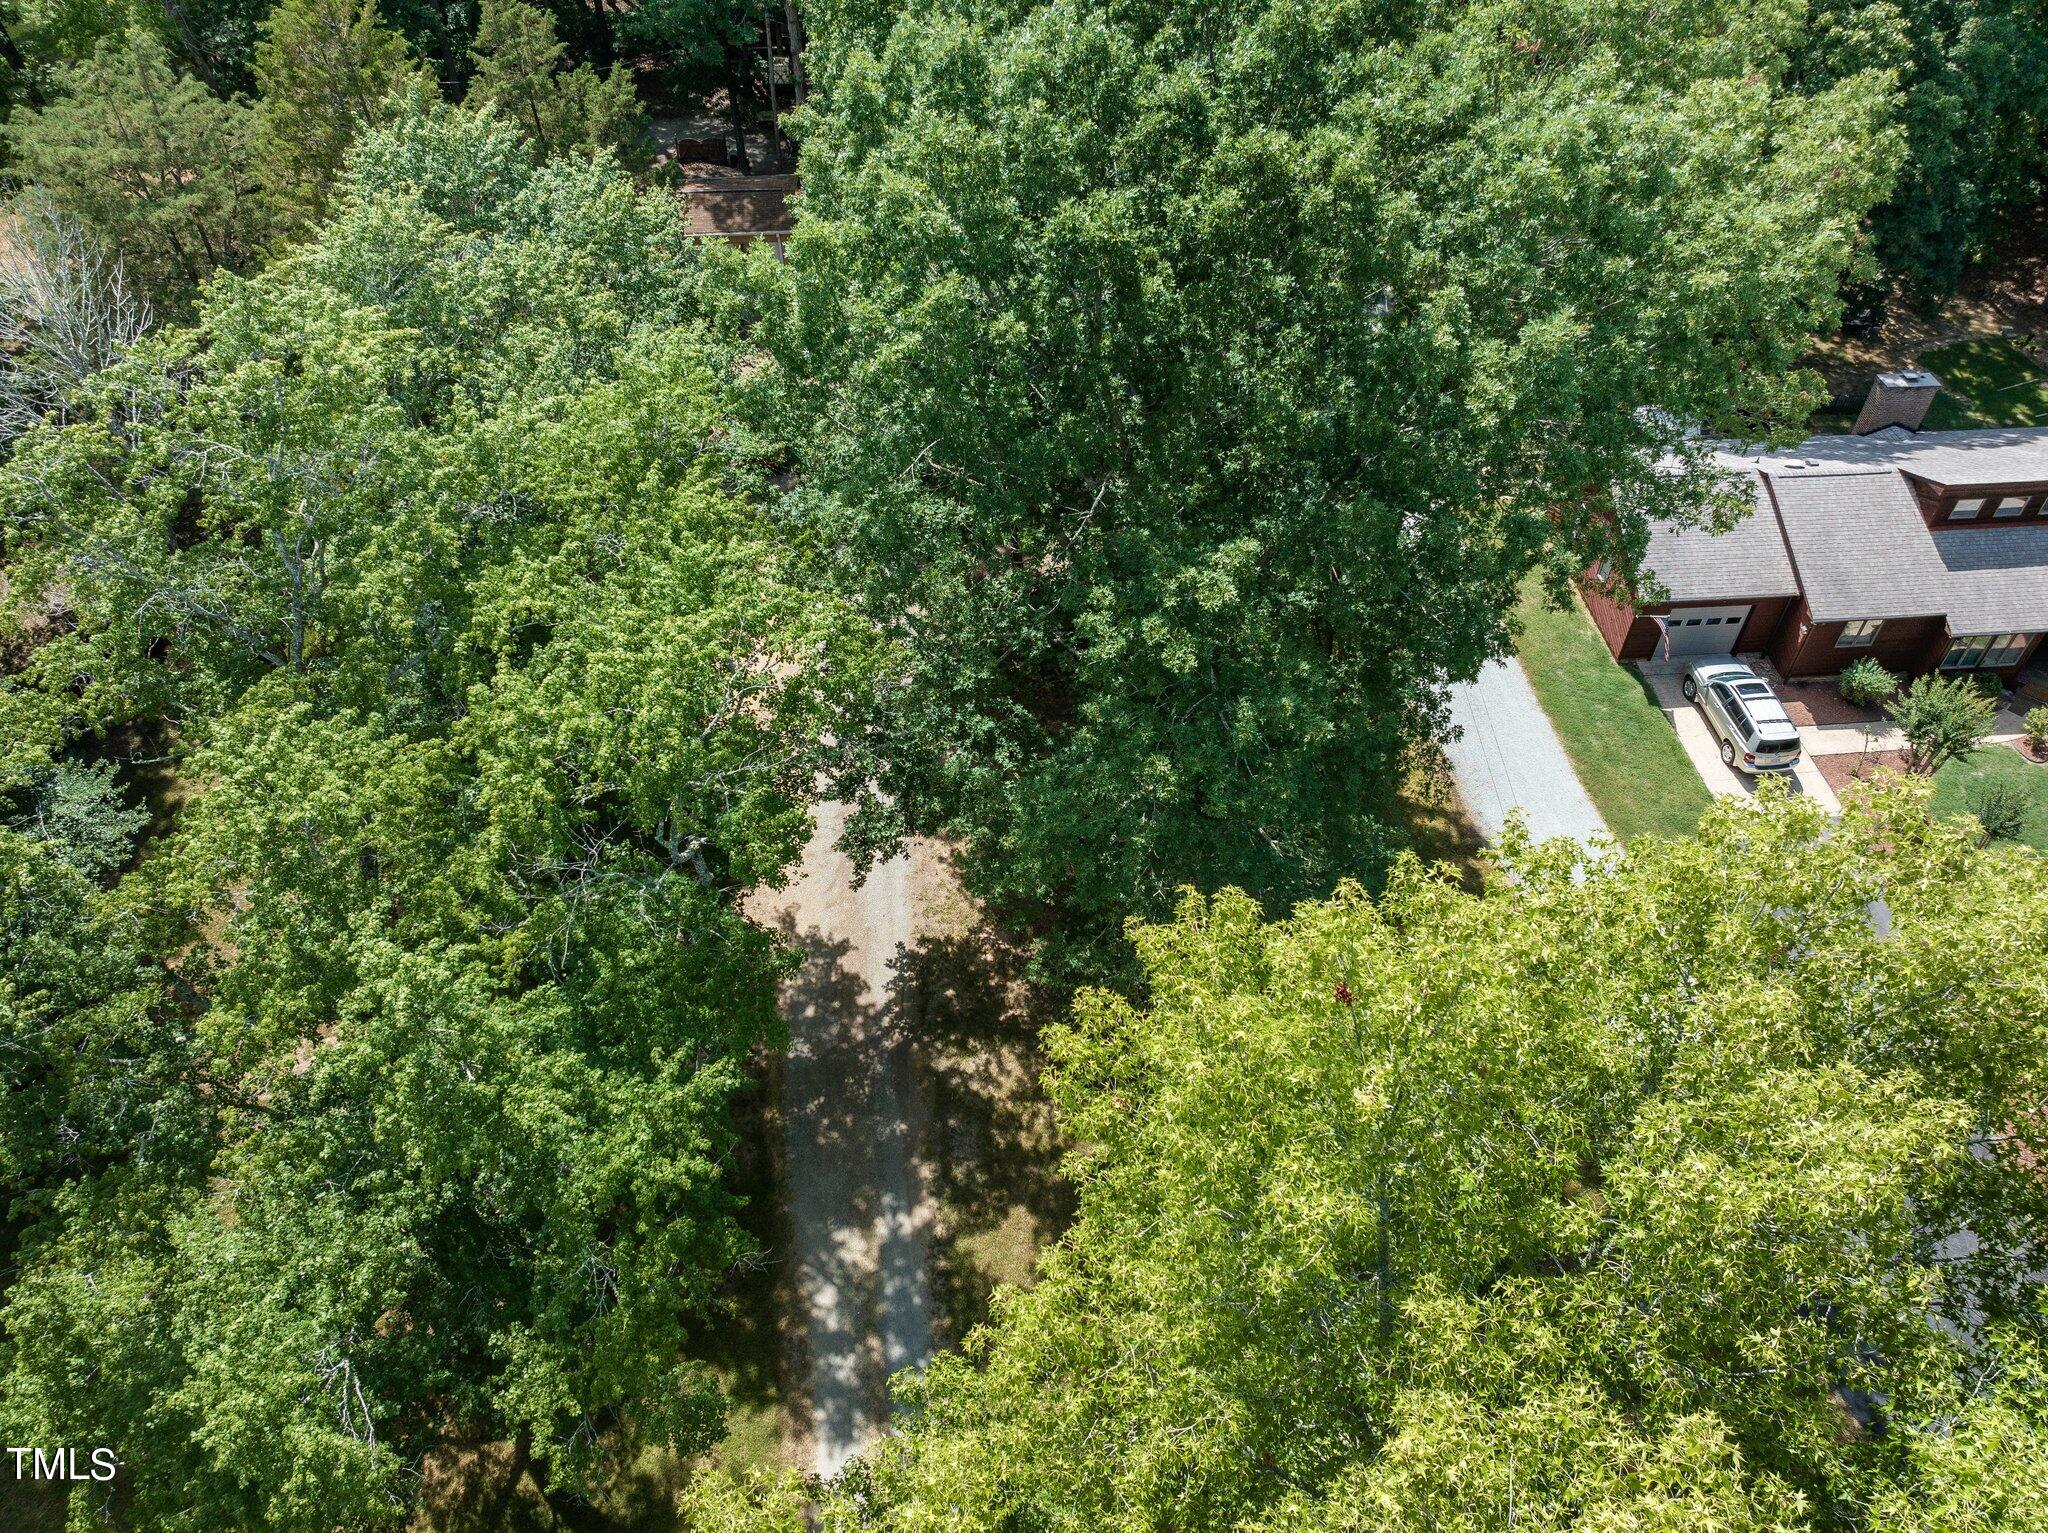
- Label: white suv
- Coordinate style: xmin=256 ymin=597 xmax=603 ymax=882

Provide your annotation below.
xmin=1680 ymin=661 xmax=1803 ymax=774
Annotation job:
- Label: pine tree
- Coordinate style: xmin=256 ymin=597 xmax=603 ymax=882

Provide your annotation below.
xmin=467 ymin=0 xmax=647 ymax=168
xmin=251 ymin=0 xmax=426 ymax=230
xmin=2 ymin=26 xmax=263 ymax=300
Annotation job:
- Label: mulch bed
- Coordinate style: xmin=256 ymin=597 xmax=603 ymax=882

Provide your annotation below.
xmin=1776 ymin=678 xmax=1887 ymax=729
xmin=2014 ymin=738 xmax=2048 ymax=765
xmin=1815 ymin=748 xmax=1917 ymax=796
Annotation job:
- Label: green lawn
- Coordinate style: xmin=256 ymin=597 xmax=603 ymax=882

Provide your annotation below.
xmin=1930 ymin=745 xmax=2048 ymax=851
xmin=1808 ymin=336 xmax=2048 ymax=436
xmin=1513 ymin=582 xmax=1713 ymax=842
xmin=1918 ymin=337 xmax=2048 ymax=430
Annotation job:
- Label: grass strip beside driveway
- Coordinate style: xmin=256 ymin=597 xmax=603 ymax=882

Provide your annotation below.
xmin=1513 ymin=583 xmax=1712 ymax=842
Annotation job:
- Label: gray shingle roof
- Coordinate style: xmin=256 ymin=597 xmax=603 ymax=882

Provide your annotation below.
xmin=1642 ymin=427 xmax=2048 ymax=635
xmin=1640 ymin=474 xmax=1799 ymax=601
xmin=1760 ymin=424 xmax=2048 ymax=485
xmin=1769 ymin=469 xmax=2048 ymax=630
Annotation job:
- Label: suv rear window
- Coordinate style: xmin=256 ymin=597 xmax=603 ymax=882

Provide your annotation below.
xmin=1758 ymin=736 xmax=1800 ymax=755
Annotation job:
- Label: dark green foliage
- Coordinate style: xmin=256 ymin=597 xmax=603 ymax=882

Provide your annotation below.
xmin=1839 ymin=655 xmax=1900 ymax=708
xmin=0 ymin=826 xmax=207 ymax=1225
xmin=617 ymin=0 xmax=768 ymax=86
xmin=1967 ymin=774 xmax=2033 ymax=842
xmin=2 ymin=26 xmax=264 ymax=302
xmin=252 ymin=0 xmax=427 ymax=231
xmin=468 ymin=0 xmax=649 ymax=167
xmin=1793 ymin=0 xmax=2048 ymax=296
xmin=378 ymin=0 xmax=483 ymax=86
xmin=162 ymin=0 xmax=276 ymax=90
xmin=775 ymin=0 xmax=1899 ymax=981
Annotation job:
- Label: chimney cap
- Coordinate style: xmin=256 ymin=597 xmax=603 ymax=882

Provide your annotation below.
xmin=1877 ymin=368 xmax=1941 ymax=390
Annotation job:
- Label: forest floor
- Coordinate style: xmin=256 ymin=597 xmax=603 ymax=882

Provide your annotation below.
xmin=1805 ymin=246 xmax=2048 ymax=410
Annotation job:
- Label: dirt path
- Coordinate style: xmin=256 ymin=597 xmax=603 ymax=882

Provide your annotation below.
xmin=747 ymin=802 xmax=937 ymax=1481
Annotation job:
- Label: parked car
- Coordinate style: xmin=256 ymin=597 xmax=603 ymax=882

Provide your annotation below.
xmin=1680 ymin=661 xmax=1803 ymax=773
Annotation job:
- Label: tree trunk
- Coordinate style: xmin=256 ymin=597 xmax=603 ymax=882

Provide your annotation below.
xmin=728 ymin=48 xmax=753 ymax=173
xmin=783 ymin=0 xmax=808 ymax=102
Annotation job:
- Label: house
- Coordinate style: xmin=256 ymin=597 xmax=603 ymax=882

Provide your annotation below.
xmin=1584 ymin=372 xmax=2048 ymax=683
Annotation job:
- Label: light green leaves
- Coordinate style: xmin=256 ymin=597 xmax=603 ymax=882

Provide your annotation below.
xmin=806 ymin=786 xmax=2048 ymax=1529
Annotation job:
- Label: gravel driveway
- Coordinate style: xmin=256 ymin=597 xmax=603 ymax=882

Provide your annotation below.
xmin=745 ymin=801 xmax=936 ymax=1480
xmin=1443 ymin=657 xmax=1610 ymax=850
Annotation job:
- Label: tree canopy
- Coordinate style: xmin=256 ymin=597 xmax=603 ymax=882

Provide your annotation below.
xmin=1792 ymin=0 xmax=2048 ymax=298
xmin=772 ymin=0 xmax=1902 ymax=979
xmin=3 ymin=25 xmax=265 ymax=300
xmin=468 ymin=0 xmax=649 ymax=167
xmin=0 ymin=103 xmax=871 ymax=1528
xmin=2 ymin=2 xmax=2046 ymax=1528
xmin=250 ymin=0 xmax=427 ymax=230
xmin=702 ymin=785 xmax=2048 ymax=1530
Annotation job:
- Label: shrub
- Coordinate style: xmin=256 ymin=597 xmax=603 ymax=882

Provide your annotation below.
xmin=1968 ymin=778 xmax=2033 ymax=843
xmin=1888 ymin=674 xmax=1997 ymax=775
xmin=1839 ymin=657 xmax=1900 ymax=709
xmin=2025 ymin=706 xmax=2048 ymax=757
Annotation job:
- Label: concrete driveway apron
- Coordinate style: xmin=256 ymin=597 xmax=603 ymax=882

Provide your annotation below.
xmin=1636 ymin=662 xmax=1842 ymax=813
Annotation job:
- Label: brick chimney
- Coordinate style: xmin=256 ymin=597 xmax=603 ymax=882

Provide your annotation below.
xmin=1852 ymin=369 xmax=1942 ymax=434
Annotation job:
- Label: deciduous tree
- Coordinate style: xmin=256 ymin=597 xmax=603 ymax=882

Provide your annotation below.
xmin=777 ymin=787 xmax=2048 ymax=1528
xmin=0 ymin=199 xmax=152 ymax=446
xmin=1793 ymin=0 xmax=2048 ymax=297
xmin=774 ymin=0 xmax=1902 ymax=981
xmin=0 ymin=103 xmax=873 ymax=1528
xmin=1889 ymin=672 xmax=1996 ymax=774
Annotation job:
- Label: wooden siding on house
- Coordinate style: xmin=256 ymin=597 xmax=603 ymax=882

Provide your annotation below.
xmin=1730 ymin=596 xmax=1795 ymax=657
xmin=1769 ymin=606 xmax=1948 ymax=679
xmin=1578 ymin=578 xmax=1648 ymax=656
xmin=1577 ymin=577 xmax=1793 ymax=663
xmin=1578 ymin=573 xmax=2040 ymax=685
xmin=1903 ymin=471 xmax=2048 ymax=528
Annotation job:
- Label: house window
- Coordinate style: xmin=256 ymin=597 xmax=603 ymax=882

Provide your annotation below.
xmin=1942 ymin=632 xmax=2031 ymax=670
xmin=1992 ymin=496 xmax=2027 ymax=518
xmin=1837 ymin=618 xmax=1884 ymax=649
xmin=1950 ymin=498 xmax=1987 ymax=520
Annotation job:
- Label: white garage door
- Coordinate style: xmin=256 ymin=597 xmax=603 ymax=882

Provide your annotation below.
xmin=1663 ymin=604 xmax=1752 ymax=658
